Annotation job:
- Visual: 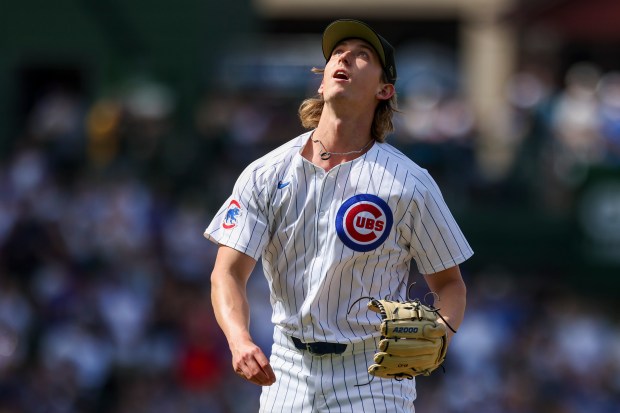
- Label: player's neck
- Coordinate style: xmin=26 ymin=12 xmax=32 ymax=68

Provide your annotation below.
xmin=301 ymin=122 xmax=374 ymax=173
xmin=314 ymin=109 xmax=373 ymax=152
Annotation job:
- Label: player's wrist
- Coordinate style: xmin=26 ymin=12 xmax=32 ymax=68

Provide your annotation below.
xmin=226 ymin=329 xmax=254 ymax=347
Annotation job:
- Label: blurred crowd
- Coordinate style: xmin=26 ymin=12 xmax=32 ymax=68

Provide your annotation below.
xmin=413 ymin=272 xmax=620 ymax=413
xmin=393 ymin=59 xmax=620 ymax=214
xmin=504 ymin=62 xmax=620 ymax=213
xmin=0 ymin=57 xmax=619 ymax=413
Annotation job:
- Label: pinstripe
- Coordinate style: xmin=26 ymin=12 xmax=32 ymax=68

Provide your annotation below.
xmin=404 ymin=170 xmax=473 ymax=261
xmin=264 ymin=343 xmax=285 ymax=412
xmin=313 ymin=166 xmax=332 ymax=341
xmin=263 ymin=328 xmax=415 ymax=412
xmin=407 ymin=173 xmax=464 ymax=263
xmin=363 ymin=150 xmax=390 ymax=303
xmin=307 ymin=357 xmax=316 ymax=410
xmin=318 ymin=356 xmax=332 ymax=412
xmin=275 ymin=213 xmax=293 ymax=311
xmin=329 ymin=356 xmax=342 ymax=412
xmin=341 ymin=164 xmax=377 ymax=338
xmin=279 ymin=336 xmax=298 ymax=411
xmin=373 ymin=154 xmax=391 ymax=298
xmin=205 ymin=131 xmax=469 ymax=411
xmin=371 ymin=153 xmax=398 ymax=301
xmin=289 ymin=174 xmax=301 ymax=320
xmin=356 ymin=340 xmax=371 ymax=413
xmin=298 ymin=162 xmax=310 ymax=330
xmin=412 ymin=186 xmax=448 ymax=265
xmin=316 ymin=163 xmax=348 ymax=339
xmin=347 ymin=152 xmax=376 ymax=336
xmin=404 ymin=216 xmax=435 ymax=272
xmin=409 ymin=196 xmax=437 ymax=268
xmin=331 ymin=162 xmax=357 ymax=340
xmin=338 ymin=340 xmax=356 ymax=411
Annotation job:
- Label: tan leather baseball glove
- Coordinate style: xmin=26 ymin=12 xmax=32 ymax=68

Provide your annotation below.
xmin=367 ymin=298 xmax=449 ymax=379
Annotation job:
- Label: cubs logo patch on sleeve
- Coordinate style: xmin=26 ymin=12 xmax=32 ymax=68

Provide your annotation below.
xmin=335 ymin=194 xmax=393 ymax=252
xmin=222 ymin=200 xmax=242 ymax=229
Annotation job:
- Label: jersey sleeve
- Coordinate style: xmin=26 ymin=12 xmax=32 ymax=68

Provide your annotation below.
xmin=204 ymin=166 xmax=270 ymax=261
xmin=407 ymin=172 xmax=473 ymax=274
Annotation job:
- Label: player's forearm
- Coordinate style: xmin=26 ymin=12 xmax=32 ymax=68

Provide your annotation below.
xmin=423 ymin=266 xmax=467 ymax=341
xmin=431 ymin=278 xmax=466 ymax=338
xmin=211 ymin=268 xmax=254 ymax=345
xmin=210 ymin=246 xmax=257 ymax=345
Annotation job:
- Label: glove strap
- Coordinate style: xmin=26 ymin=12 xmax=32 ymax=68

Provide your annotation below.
xmin=433 ymin=308 xmax=457 ymax=334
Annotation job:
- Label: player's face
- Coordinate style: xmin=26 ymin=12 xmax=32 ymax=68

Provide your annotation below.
xmin=319 ymin=39 xmax=392 ymax=107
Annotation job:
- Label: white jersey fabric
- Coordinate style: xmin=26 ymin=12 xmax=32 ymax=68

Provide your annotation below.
xmin=258 ymin=327 xmax=416 ymax=412
xmin=205 ymin=130 xmax=473 ymax=344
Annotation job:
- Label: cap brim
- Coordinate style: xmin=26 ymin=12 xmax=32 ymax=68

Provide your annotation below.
xmin=322 ymin=20 xmax=386 ymax=67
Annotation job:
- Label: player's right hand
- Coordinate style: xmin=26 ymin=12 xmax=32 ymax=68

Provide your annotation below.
xmin=230 ymin=338 xmax=276 ymax=386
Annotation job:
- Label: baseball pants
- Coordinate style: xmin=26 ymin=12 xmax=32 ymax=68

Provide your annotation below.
xmin=259 ymin=327 xmax=416 ymax=413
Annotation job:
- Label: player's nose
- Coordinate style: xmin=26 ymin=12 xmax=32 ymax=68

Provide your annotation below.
xmin=338 ymin=50 xmax=352 ymax=65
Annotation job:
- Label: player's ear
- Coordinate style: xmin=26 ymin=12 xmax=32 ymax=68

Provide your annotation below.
xmin=318 ymin=80 xmax=324 ymax=94
xmin=376 ymin=83 xmax=395 ymax=101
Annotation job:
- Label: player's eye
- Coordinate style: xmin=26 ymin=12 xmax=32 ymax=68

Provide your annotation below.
xmin=358 ymin=49 xmax=373 ymax=60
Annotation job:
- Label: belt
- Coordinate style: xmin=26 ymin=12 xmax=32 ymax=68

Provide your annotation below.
xmin=290 ymin=336 xmax=347 ymax=356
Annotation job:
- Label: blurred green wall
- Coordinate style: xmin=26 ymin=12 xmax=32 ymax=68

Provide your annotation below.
xmin=0 ymin=0 xmax=257 ymax=152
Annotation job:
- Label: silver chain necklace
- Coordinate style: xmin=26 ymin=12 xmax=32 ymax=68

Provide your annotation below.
xmin=312 ymin=138 xmax=374 ymax=160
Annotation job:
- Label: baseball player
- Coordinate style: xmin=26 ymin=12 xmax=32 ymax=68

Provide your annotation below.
xmin=206 ymin=19 xmax=473 ymax=412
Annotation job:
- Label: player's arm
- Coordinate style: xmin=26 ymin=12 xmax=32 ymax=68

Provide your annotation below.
xmin=423 ymin=265 xmax=467 ymax=344
xmin=210 ymin=245 xmax=276 ymax=386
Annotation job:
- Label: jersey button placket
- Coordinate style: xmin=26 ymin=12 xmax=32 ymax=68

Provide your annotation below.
xmin=316 ymin=171 xmax=335 ymax=255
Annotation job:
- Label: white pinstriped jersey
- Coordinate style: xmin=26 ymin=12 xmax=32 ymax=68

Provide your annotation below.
xmin=205 ymin=130 xmax=473 ymax=344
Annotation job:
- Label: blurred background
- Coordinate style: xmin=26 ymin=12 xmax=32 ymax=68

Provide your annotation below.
xmin=1 ymin=0 xmax=620 ymax=412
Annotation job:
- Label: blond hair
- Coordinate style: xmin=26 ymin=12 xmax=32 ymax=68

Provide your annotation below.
xmin=298 ymin=67 xmax=398 ymax=143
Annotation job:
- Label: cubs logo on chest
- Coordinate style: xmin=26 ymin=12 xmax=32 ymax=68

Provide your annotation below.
xmin=335 ymin=194 xmax=393 ymax=252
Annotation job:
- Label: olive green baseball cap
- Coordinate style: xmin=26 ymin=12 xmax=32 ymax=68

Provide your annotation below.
xmin=322 ymin=19 xmax=397 ymax=84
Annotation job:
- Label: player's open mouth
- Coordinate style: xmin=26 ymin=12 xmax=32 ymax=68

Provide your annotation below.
xmin=333 ymin=70 xmax=349 ymax=80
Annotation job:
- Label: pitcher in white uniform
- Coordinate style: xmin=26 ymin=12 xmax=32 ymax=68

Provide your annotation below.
xmin=206 ymin=19 xmax=473 ymax=412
